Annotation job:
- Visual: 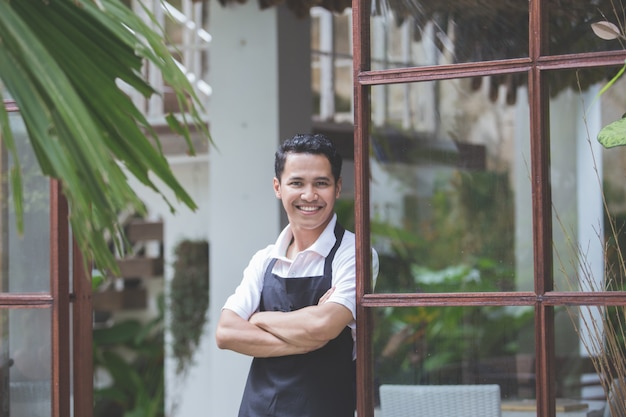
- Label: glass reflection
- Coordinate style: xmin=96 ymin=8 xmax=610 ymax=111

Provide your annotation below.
xmin=0 ymin=308 xmax=51 ymax=416
xmin=2 ymin=112 xmax=50 ymax=293
xmin=367 ymin=0 xmax=624 ymax=70
xmin=373 ymin=306 xmax=535 ymax=407
xmin=373 ymin=305 xmax=610 ymax=414
xmin=549 ymin=0 xmax=625 ymax=55
xmin=370 ymin=0 xmax=529 ymax=68
xmin=549 ymin=68 xmax=626 ymax=293
xmin=311 ymin=9 xmax=353 ymax=122
xmin=370 ymin=76 xmax=532 ymax=293
xmin=553 ymin=305 xmax=611 ymax=415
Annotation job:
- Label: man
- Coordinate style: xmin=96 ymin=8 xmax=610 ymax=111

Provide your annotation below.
xmin=216 ymin=133 xmax=378 ymax=417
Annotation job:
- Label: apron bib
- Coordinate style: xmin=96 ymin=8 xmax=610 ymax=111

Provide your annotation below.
xmin=238 ymin=223 xmax=355 ymax=417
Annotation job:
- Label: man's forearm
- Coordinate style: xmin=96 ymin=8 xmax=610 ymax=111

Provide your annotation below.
xmin=216 ymin=309 xmax=320 ymax=357
xmin=250 ymin=302 xmax=353 ymax=348
xmin=251 ymin=310 xmax=325 ymax=348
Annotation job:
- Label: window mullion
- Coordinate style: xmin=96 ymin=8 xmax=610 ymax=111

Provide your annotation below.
xmin=530 ymin=0 xmax=556 ymax=415
xmin=50 ymin=179 xmax=70 ymax=417
xmin=72 ymin=240 xmax=93 ymax=417
xmin=352 ymin=0 xmax=374 ymax=415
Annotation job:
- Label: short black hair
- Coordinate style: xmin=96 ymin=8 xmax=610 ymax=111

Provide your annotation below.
xmin=274 ymin=133 xmax=342 ymax=182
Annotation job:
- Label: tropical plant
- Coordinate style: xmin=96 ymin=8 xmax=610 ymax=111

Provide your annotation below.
xmin=93 ymin=295 xmax=165 ymax=417
xmin=373 ymin=267 xmax=532 ymax=385
xmin=0 ymin=0 xmax=210 ymax=274
xmin=170 ymin=239 xmax=209 ymax=375
xmin=337 ymin=164 xmax=530 ymax=390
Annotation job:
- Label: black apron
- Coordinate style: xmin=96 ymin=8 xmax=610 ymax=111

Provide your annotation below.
xmin=238 ymin=223 xmax=355 ymax=417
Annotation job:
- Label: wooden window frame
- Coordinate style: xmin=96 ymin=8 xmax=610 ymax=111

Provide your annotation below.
xmin=0 ymin=99 xmax=92 ymax=417
xmin=350 ymin=2 xmax=626 ymax=417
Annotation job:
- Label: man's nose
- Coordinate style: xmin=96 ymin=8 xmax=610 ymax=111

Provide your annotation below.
xmin=301 ymin=186 xmax=318 ymax=201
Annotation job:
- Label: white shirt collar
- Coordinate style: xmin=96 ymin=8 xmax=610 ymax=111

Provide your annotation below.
xmin=272 ymin=213 xmax=338 ymax=259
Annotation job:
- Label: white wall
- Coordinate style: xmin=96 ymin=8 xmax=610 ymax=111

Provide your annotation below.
xmin=124 ymin=156 xmax=210 ymax=416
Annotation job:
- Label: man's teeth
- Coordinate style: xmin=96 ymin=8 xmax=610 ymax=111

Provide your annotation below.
xmin=299 ymin=206 xmax=319 ymax=212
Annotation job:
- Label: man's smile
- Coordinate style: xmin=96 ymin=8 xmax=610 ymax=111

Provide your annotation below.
xmin=296 ymin=204 xmax=323 ymax=212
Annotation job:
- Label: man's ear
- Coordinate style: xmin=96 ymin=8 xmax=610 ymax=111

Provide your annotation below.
xmin=336 ymin=177 xmax=342 ymax=198
xmin=273 ymin=177 xmax=281 ymax=199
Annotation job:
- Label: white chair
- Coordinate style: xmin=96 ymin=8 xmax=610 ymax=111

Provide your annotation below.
xmin=379 ymin=384 xmax=501 ymax=417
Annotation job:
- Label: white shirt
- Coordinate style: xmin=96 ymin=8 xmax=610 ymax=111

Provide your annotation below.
xmin=223 ymin=214 xmax=379 ymax=343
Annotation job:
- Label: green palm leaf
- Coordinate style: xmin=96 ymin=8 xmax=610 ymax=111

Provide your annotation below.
xmin=0 ymin=0 xmax=211 ymax=273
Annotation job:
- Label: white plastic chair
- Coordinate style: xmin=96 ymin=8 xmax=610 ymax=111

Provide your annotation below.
xmin=379 ymin=384 xmax=502 ymax=417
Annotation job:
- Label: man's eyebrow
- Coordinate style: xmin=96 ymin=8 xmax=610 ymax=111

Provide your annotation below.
xmin=286 ymin=175 xmax=332 ymax=181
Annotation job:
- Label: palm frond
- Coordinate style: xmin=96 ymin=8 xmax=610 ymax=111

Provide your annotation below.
xmin=0 ymin=0 xmax=211 ymax=274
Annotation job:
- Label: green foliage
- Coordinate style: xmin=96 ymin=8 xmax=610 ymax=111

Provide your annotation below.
xmin=427 ymin=171 xmax=515 ymax=273
xmin=598 ymin=114 xmax=626 ymax=148
xmin=334 ymin=198 xmax=356 ymax=231
xmin=362 ymin=167 xmax=525 ymax=386
xmin=370 ymin=170 xmax=516 ymax=294
xmin=591 ymin=20 xmax=626 ymax=147
xmin=0 ymin=0 xmax=211 ymax=275
xmin=170 ymin=240 xmax=209 ymax=375
xmin=93 ymin=296 xmax=165 ymax=417
xmin=373 ymin=287 xmax=533 ymax=386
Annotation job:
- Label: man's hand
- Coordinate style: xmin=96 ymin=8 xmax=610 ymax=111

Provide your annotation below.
xmin=317 ymin=286 xmax=335 ymax=305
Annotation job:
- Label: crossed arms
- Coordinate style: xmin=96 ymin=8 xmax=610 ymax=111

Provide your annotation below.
xmin=215 ymin=288 xmax=353 ymax=358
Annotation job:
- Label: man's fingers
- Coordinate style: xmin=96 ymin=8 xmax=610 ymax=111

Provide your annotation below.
xmin=318 ymin=287 xmax=336 ymax=304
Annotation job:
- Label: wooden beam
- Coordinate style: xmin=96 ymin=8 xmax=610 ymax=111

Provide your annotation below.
xmin=93 ymin=288 xmax=147 ymax=311
xmin=125 ymin=220 xmax=163 ymax=243
xmin=117 ymin=257 xmax=163 ymax=279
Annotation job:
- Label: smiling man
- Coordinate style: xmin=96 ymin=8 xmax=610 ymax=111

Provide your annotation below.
xmin=216 ymin=133 xmax=378 ymax=417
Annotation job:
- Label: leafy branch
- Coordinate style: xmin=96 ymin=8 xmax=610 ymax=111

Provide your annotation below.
xmin=0 ymin=0 xmax=211 ymax=274
xmin=591 ymin=20 xmax=626 ymax=147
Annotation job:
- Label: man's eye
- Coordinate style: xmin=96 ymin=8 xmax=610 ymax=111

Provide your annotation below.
xmin=290 ymin=181 xmax=302 ymax=186
xmin=316 ymin=182 xmax=330 ymax=187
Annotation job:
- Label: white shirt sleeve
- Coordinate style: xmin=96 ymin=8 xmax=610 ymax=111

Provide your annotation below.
xmin=222 ymin=245 xmax=273 ymax=320
xmin=327 ymin=233 xmax=357 ymax=322
xmin=328 ymin=234 xmax=380 ymax=326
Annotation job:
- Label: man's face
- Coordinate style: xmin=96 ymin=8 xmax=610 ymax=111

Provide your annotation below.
xmin=273 ymin=152 xmax=341 ymax=235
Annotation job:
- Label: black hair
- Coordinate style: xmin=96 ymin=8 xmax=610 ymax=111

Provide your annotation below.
xmin=274 ymin=133 xmax=342 ymax=182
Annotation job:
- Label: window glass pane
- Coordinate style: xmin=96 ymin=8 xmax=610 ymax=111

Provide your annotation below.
xmin=1 ymin=308 xmax=52 ymax=416
xmin=2 ymin=112 xmax=50 ymax=293
xmin=372 ymin=306 xmax=536 ymax=415
xmin=370 ymin=76 xmax=532 ymax=293
xmin=160 ymin=0 xmax=210 ymax=114
xmin=311 ymin=10 xmax=322 ymax=116
xmin=553 ymin=305 xmax=609 ymax=415
xmin=549 ymin=0 xmax=624 ymax=55
xmin=335 ymin=12 xmax=353 ymax=120
xmin=370 ymin=2 xmax=528 ymax=70
xmin=549 ymin=67 xmax=626 ymax=293
xmin=312 ymin=10 xmax=353 ymax=122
